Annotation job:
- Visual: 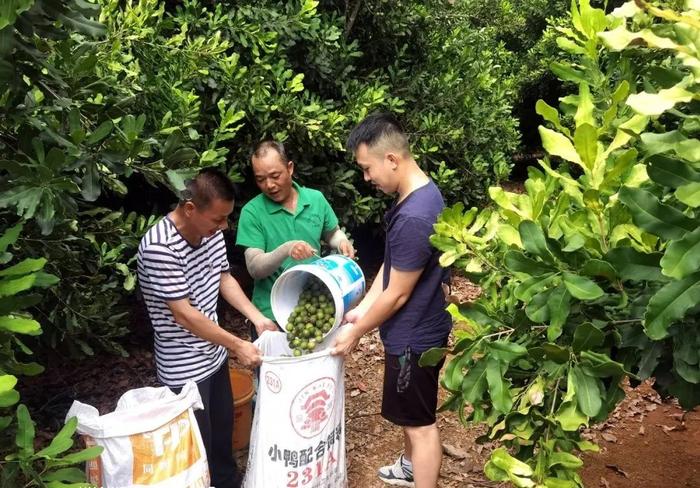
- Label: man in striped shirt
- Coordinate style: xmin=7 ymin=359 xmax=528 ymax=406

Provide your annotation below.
xmin=137 ymin=168 xmax=276 ymax=488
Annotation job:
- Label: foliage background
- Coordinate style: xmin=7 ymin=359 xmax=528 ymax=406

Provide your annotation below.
xmin=427 ymin=0 xmax=700 ymax=486
xmin=5 ymin=0 xmax=698 ymax=485
xmin=0 ymin=0 xmax=567 ymax=355
xmin=0 ymin=0 xmax=602 ymax=484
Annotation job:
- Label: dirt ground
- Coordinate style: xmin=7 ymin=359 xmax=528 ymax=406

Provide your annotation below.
xmin=19 ymin=275 xmax=700 ymax=487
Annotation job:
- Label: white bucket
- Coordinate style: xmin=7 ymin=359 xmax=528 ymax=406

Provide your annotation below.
xmin=270 ymin=255 xmax=365 ymax=336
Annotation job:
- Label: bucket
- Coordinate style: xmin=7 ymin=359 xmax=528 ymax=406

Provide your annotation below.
xmin=229 ymin=368 xmax=255 ymax=450
xmin=270 ymin=254 xmax=365 ymax=337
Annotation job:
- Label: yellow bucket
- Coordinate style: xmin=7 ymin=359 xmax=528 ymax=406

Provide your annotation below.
xmin=229 ymin=368 xmax=255 ymax=450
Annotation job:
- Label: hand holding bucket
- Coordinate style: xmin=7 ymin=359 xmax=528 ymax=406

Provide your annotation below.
xmin=289 ymin=240 xmax=317 ymax=261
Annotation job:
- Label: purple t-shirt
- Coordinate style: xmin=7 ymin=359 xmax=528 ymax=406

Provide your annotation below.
xmin=380 ymin=180 xmax=452 ymax=355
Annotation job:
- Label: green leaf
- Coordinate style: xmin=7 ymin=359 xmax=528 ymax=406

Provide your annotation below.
xmin=535 ymin=100 xmax=569 ymax=135
xmin=647 ymin=154 xmax=700 ymax=188
xmin=491 ymin=447 xmax=533 ymax=477
xmin=167 ymin=147 xmax=198 ymax=164
xmin=602 ymin=149 xmax=638 ymax=188
xmin=548 ymin=451 xmax=583 ymax=469
xmin=674 ymin=357 xmax=700 ymax=384
xmin=448 ymin=302 xmax=504 ymax=330
xmin=574 ymin=83 xmax=595 ymax=127
xmin=487 ymin=341 xmax=528 ymax=363
xmin=14 ymin=362 xmax=44 ymax=376
xmin=530 ymin=343 xmax=569 ymax=363
xmin=668 ymin=377 xmax=700 ymax=410
xmin=33 ymin=272 xmax=59 ymax=288
xmin=504 ymin=251 xmax=554 ymax=276
xmin=644 ymin=272 xmax=700 ymax=340
xmin=15 ymin=404 xmax=35 ymax=456
xmin=484 ymin=460 xmax=509 ymax=482
xmin=58 ymin=10 xmax=106 ymax=38
xmin=0 ymin=274 xmax=36 ymax=297
xmin=418 ymin=347 xmax=447 ymax=367
xmin=36 ymin=417 xmax=76 ymax=458
xmin=44 ymin=481 xmax=95 ymax=488
xmin=519 ymin=221 xmax=554 ymax=262
xmin=638 ymin=341 xmax=664 ymax=380
xmin=81 ymin=162 xmax=101 ymax=202
xmin=605 ymin=248 xmax=664 ymax=281
xmin=0 ymin=315 xmax=41 ymax=335
xmin=526 ymin=288 xmax=553 ymax=323
xmin=581 ymin=259 xmax=617 ymax=280
xmin=49 ymin=446 xmax=103 ymax=466
xmin=573 ymin=123 xmax=598 ymax=172
xmin=86 ymin=120 xmax=113 ymax=145
xmin=0 ymin=258 xmax=46 ymax=276
xmin=539 ymin=126 xmax=582 ymax=166
xmin=572 ymin=323 xmax=604 ymax=352
xmin=0 ymin=388 xmax=20 ymax=407
xmin=641 ymin=130 xmax=700 ymax=162
xmin=572 ymin=366 xmax=602 ymax=417
xmin=0 ymin=375 xmax=17 ymax=392
xmin=0 ymin=0 xmax=35 ymax=30
xmin=514 ymin=274 xmax=557 ymax=301
xmin=675 ymin=182 xmax=700 ymax=207
xmin=619 ymin=186 xmax=696 ymax=240
xmin=166 ymin=169 xmax=196 ymax=192
xmin=461 ymin=360 xmax=488 ymax=403
xmin=612 ymin=80 xmax=630 ymax=104
xmin=581 ymin=351 xmax=627 ymax=378
xmin=563 ymin=272 xmax=604 ymax=300
xmin=550 ymin=62 xmax=587 ymax=84
xmin=163 ymin=130 xmax=183 ymax=160
xmin=486 ymin=358 xmax=512 ymax=413
xmin=576 ymin=440 xmax=599 ymax=452
xmin=0 ymin=223 xmax=23 ymax=254
xmin=0 ymin=186 xmax=43 ymax=220
xmin=544 ymin=478 xmax=577 ymax=488
xmin=442 ymin=351 xmax=471 ymax=392
xmin=661 ymin=227 xmax=700 ymax=279
xmin=547 ymin=285 xmax=571 ymax=341
xmin=627 ymin=83 xmax=693 ymax=116
xmin=556 ymin=36 xmax=586 ymax=56
xmin=42 ymin=467 xmax=87 ymax=482
xmin=439 ymin=247 xmax=465 ymax=268
xmin=555 ymin=401 xmax=588 ymax=431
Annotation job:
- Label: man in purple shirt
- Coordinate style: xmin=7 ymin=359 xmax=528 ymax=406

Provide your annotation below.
xmin=332 ymin=113 xmax=451 ymax=487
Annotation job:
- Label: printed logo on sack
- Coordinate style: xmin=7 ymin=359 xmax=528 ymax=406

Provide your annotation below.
xmin=265 ymin=371 xmax=282 ymax=393
xmin=290 ymin=377 xmax=336 ymax=438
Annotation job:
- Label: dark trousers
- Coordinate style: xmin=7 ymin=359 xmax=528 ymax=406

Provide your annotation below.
xmin=173 ymin=360 xmax=240 ymax=488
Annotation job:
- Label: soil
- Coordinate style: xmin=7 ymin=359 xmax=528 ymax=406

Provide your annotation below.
xmin=18 ymin=275 xmax=700 ymax=488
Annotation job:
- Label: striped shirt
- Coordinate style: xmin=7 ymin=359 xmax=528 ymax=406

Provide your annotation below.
xmin=137 ymin=216 xmax=229 ymax=387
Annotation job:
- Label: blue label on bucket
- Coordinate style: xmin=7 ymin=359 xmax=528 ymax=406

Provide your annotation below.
xmin=316 ymin=259 xmax=338 ymax=271
xmin=343 ymin=262 xmax=362 ymax=282
xmin=343 ymin=287 xmax=364 ymax=310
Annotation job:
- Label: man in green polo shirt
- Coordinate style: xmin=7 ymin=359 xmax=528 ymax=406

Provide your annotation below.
xmin=236 ymin=140 xmax=355 ymax=339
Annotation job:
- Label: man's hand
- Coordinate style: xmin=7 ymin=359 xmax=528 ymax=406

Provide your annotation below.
xmin=254 ymin=317 xmax=278 ymax=335
xmin=289 ymin=241 xmax=317 ymax=260
xmin=231 ymin=340 xmax=262 ymax=368
xmin=343 ymin=307 xmax=365 ymax=325
xmin=330 ymin=325 xmax=360 ymax=357
xmin=338 ymin=239 xmax=356 ymax=259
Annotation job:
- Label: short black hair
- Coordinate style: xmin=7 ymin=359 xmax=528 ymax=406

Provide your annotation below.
xmin=346 ymin=112 xmax=409 ymax=155
xmin=251 ymin=140 xmax=290 ymax=164
xmin=180 ymin=167 xmax=236 ymax=208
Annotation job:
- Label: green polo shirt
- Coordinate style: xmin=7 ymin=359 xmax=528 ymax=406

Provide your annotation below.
xmin=235 ymin=182 xmax=339 ymax=321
